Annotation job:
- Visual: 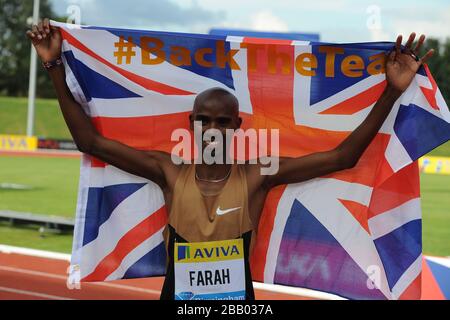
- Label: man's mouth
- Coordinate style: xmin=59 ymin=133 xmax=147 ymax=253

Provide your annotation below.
xmin=204 ymin=140 xmax=220 ymax=147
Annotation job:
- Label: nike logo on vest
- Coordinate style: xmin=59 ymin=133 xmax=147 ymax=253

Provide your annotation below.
xmin=216 ymin=206 xmax=242 ymax=216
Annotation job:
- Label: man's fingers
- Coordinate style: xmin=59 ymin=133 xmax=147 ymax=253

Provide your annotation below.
xmin=414 ymin=34 xmax=425 ymax=53
xmin=420 ymin=49 xmax=434 ymax=64
xmin=43 ymin=18 xmax=50 ymax=34
xmin=395 ymin=35 xmax=402 ymax=57
xmin=31 ymin=24 xmax=42 ymax=40
xmin=37 ymin=21 xmax=47 ymax=38
xmin=37 ymin=21 xmax=44 ymax=33
xmin=26 ymin=30 xmax=36 ymax=40
xmin=405 ymin=32 xmax=416 ymax=49
xmin=388 ymin=50 xmax=396 ymax=61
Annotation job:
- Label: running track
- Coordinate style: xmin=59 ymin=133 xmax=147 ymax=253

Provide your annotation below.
xmin=0 ymin=247 xmax=331 ymax=300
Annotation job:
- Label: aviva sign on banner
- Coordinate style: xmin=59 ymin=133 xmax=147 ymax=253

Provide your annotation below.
xmin=419 ymin=156 xmax=450 ymax=175
xmin=0 ymin=135 xmax=37 ymax=151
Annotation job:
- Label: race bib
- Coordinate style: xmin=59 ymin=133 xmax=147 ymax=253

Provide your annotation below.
xmin=174 ymin=238 xmax=246 ymax=300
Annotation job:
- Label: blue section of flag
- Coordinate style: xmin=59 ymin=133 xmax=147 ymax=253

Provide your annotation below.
xmin=310 ymin=45 xmax=387 ymax=105
xmin=417 ymin=65 xmax=427 ymax=77
xmin=63 ymin=50 xmax=141 ymax=100
xmin=394 ymin=104 xmax=450 ymax=160
xmin=374 ymin=219 xmax=422 ymax=290
xmin=275 ymin=199 xmax=386 ymax=300
xmin=82 ymin=183 xmax=147 ymax=246
xmin=103 ymin=29 xmax=235 ymax=90
xmin=122 ymin=242 xmax=167 ymax=278
xmin=306 ymin=42 xmax=427 ymax=105
xmin=425 ymin=259 xmax=450 ymax=299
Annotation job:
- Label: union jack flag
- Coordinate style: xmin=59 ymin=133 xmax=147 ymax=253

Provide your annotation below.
xmin=53 ymin=21 xmax=450 ymax=299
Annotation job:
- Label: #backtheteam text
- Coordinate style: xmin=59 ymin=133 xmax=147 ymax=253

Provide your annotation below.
xmin=113 ymin=36 xmax=387 ymax=78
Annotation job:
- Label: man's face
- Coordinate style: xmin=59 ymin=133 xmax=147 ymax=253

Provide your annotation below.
xmin=189 ymin=94 xmax=242 ymax=157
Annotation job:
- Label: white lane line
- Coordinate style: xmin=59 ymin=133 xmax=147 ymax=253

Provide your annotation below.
xmin=0 ymin=266 xmax=65 ymax=280
xmin=0 ymin=245 xmax=71 ymax=261
xmin=0 ymin=266 xmax=161 ymax=295
xmin=0 ymin=286 xmax=75 ymax=300
xmin=94 ymin=282 xmax=161 ymax=295
xmin=253 ymin=282 xmax=346 ymax=300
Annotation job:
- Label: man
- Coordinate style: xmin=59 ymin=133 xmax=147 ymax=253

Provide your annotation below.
xmin=27 ymin=18 xmax=433 ymax=300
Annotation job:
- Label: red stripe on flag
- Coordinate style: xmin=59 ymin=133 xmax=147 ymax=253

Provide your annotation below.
xmin=319 ymin=80 xmax=386 ymax=115
xmin=89 ymin=112 xmax=191 ymax=167
xmin=368 ymin=161 xmax=420 ymax=219
xmin=399 ymin=271 xmax=421 ymax=300
xmin=81 ymin=206 xmax=168 ymax=282
xmin=244 ymin=38 xmax=294 ymax=281
xmin=323 ymin=133 xmax=391 ymax=186
xmin=420 ymin=65 xmax=439 ymax=111
xmin=338 ymin=199 xmax=370 ymax=233
xmin=420 ymin=258 xmax=445 ymax=300
xmin=373 ymin=155 xmax=395 ymax=188
xmin=244 ymin=39 xmax=296 ymax=130
xmin=60 ymin=28 xmax=195 ymax=96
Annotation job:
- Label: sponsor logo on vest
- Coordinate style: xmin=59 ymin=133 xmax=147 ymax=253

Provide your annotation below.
xmin=216 ymin=206 xmax=241 ymax=216
xmin=177 ymin=245 xmax=191 ymax=260
xmin=177 ymin=243 xmax=241 ymax=261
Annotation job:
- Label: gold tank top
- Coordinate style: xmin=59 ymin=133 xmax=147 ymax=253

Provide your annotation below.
xmin=166 ymin=164 xmax=254 ymax=243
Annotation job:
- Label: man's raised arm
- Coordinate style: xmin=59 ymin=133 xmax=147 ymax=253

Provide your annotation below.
xmin=264 ymin=33 xmax=434 ymax=188
xmin=26 ymin=19 xmax=176 ymax=190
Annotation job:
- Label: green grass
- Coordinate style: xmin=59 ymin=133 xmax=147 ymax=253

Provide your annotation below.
xmin=428 ymin=140 xmax=450 ymax=157
xmin=0 ymin=221 xmax=73 ymax=253
xmin=0 ymin=156 xmax=80 ymax=217
xmin=0 ymin=155 xmax=449 ymax=256
xmin=420 ymin=174 xmax=450 ymax=256
xmin=0 ymin=96 xmax=71 ymax=138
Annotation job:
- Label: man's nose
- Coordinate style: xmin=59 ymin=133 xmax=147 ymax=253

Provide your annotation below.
xmin=205 ymin=121 xmax=222 ymax=131
xmin=203 ymin=123 xmax=226 ymax=136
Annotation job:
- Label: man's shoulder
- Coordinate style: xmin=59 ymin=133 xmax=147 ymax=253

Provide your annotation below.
xmin=144 ymin=151 xmax=189 ymax=173
xmin=145 ymin=150 xmax=180 ymax=163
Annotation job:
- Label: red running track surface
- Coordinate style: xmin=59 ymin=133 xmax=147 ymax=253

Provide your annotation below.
xmin=0 ymin=251 xmax=312 ymax=300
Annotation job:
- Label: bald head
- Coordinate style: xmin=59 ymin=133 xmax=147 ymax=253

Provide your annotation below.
xmin=193 ymin=88 xmax=239 ymax=115
xmin=190 ymin=87 xmax=241 ymax=131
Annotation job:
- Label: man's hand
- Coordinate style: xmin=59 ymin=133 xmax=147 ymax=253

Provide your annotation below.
xmin=386 ymin=33 xmax=434 ymax=94
xmin=26 ymin=18 xmax=62 ymax=62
